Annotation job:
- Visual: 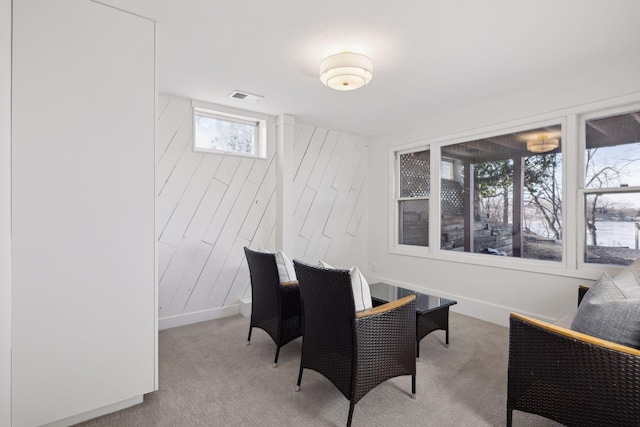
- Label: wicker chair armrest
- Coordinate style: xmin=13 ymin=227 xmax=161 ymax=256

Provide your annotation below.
xmin=356 ymin=294 xmax=416 ymax=319
xmin=511 ymin=312 xmax=640 ymax=356
xmin=356 ymin=295 xmax=416 ymax=319
xmin=281 ymin=280 xmax=299 ymax=287
xmin=508 ymin=312 xmax=640 ymax=426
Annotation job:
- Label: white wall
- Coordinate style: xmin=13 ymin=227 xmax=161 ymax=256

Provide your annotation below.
xmin=156 ymin=94 xmax=368 ymax=328
xmin=0 ymin=0 xmax=11 ymax=424
xmin=11 ymin=1 xmax=156 ymax=425
xmin=368 ymin=61 xmax=640 ymax=326
xmin=291 ymin=123 xmax=368 ymax=268
xmin=156 ymin=94 xmax=278 ymax=327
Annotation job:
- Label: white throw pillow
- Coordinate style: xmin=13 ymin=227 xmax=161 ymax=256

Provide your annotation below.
xmin=261 ymin=249 xmax=296 ymax=283
xmin=274 ymin=251 xmax=296 ymax=283
xmin=320 ymin=261 xmax=373 ymax=312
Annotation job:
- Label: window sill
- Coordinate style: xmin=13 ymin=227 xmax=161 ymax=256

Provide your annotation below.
xmin=388 ymin=244 xmax=619 ymax=280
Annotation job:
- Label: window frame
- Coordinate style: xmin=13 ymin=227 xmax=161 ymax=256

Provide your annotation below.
xmin=389 ymin=117 xmax=575 ymax=276
xmin=577 ymin=103 xmax=640 ymax=272
xmin=192 ymin=100 xmax=268 ymax=159
xmin=438 ymin=121 xmax=566 ymax=264
xmin=390 ymin=145 xmax=431 ymax=256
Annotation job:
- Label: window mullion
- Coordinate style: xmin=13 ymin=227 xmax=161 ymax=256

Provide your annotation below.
xmin=430 ymin=143 xmax=440 ymax=252
xmin=564 ymin=114 xmax=578 ymax=271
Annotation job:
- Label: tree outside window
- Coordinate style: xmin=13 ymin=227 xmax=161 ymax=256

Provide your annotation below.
xmin=440 ymin=124 xmax=563 ymax=262
xmin=583 ymin=110 xmax=640 ymax=265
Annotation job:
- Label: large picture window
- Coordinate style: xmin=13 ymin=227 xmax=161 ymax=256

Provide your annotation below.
xmin=440 ymin=125 xmax=563 ymax=262
xmin=582 ymin=109 xmax=640 ymax=266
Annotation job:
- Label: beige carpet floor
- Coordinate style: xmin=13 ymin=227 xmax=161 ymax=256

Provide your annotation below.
xmin=76 ymin=312 xmax=563 ymax=426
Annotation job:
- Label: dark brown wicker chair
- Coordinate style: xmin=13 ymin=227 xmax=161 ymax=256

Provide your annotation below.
xmin=507 ymin=312 xmax=640 ymax=426
xmin=244 ymin=247 xmax=302 ymax=367
xmin=293 ymin=260 xmax=417 ymax=427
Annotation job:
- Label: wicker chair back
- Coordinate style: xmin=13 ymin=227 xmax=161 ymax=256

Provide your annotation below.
xmin=294 ymin=259 xmax=416 ymax=427
xmin=294 ymin=260 xmax=356 ymax=400
xmin=244 ymin=247 xmax=302 ymax=366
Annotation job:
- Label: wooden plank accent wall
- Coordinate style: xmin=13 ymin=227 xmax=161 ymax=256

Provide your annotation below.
xmin=292 ymin=124 xmax=369 ymax=268
xmin=157 ymin=94 xmax=368 ymax=324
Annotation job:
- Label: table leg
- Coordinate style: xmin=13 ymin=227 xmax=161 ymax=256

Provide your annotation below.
xmin=445 ymin=307 xmax=450 ymax=347
xmin=416 ymin=316 xmax=420 ymax=358
xmin=417 ymin=306 xmax=452 ymax=352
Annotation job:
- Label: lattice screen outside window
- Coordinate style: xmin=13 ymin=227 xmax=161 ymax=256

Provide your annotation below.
xmin=397 ymin=150 xmax=430 ymax=247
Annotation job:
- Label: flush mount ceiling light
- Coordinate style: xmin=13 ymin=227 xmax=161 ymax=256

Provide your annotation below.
xmin=319 ymin=52 xmax=373 ymax=91
xmin=526 ymin=135 xmax=560 ymax=153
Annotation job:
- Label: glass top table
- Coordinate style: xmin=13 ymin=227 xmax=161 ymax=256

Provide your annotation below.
xmin=369 ymin=282 xmax=458 ymax=357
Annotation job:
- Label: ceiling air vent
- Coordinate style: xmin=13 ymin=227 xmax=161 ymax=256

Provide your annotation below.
xmin=228 ymin=90 xmax=264 ymax=103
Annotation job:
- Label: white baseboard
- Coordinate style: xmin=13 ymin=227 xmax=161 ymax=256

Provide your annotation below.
xmin=366 ymin=274 xmax=555 ymax=327
xmin=239 ymin=298 xmax=252 ymax=318
xmin=159 ymin=304 xmax=240 ymax=330
xmin=42 ymin=395 xmax=143 ymax=427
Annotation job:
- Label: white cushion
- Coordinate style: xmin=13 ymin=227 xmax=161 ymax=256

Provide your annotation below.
xmin=274 ymin=251 xmax=296 ymax=283
xmin=320 ymin=261 xmax=373 ymax=312
xmin=261 ymin=249 xmax=296 ymax=283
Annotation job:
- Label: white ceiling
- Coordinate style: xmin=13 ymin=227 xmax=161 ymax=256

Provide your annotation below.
xmin=119 ymin=0 xmax=640 ymax=136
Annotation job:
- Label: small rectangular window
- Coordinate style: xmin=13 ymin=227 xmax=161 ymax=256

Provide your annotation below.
xmin=192 ymin=101 xmax=268 ymax=159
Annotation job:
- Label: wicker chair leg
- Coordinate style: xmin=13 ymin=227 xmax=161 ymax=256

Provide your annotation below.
xmin=412 ymin=374 xmax=416 ymax=398
xmin=506 ymin=408 xmax=512 ymax=427
xmin=347 ymin=401 xmax=355 ymax=427
xmin=273 ymin=346 xmax=281 ymax=368
xmin=295 ymin=366 xmax=304 ymax=391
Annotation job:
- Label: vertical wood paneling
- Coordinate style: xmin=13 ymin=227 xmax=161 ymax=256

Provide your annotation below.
xmin=156 ymin=95 xmax=368 ymax=324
